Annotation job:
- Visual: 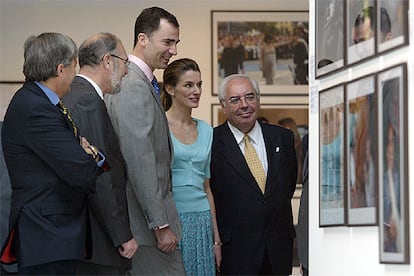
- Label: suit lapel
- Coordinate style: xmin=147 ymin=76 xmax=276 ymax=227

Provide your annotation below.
xmin=216 ymin=123 xmax=263 ymax=194
xmin=261 ymin=123 xmax=282 ymax=194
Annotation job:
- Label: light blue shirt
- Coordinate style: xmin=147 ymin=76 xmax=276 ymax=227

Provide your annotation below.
xmin=34 ymin=81 xmax=105 ymax=166
xmin=171 ymin=119 xmax=212 ymax=213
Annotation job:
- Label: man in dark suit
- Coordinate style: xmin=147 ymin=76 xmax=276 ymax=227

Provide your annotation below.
xmin=62 ymin=32 xmax=138 ymax=275
xmin=1 ymin=32 xmax=103 ymax=274
xmin=210 ymin=74 xmax=297 ymax=275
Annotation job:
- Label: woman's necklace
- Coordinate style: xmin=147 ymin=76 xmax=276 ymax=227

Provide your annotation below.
xmin=169 ymin=119 xmax=198 ymax=145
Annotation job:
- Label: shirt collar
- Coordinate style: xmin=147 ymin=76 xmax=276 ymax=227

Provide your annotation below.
xmin=34 ymin=81 xmax=59 ymax=105
xmin=128 ymin=54 xmax=154 ymax=82
xmin=227 ymin=120 xmax=261 ymax=145
xmin=77 ymin=74 xmax=104 ymax=99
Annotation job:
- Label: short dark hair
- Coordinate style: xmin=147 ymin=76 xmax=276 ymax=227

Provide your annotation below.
xmin=354 ymin=6 xmax=391 ymax=36
xmin=133 ymin=7 xmax=179 ymax=48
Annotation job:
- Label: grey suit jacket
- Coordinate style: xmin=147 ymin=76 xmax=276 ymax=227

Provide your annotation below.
xmin=105 ymin=62 xmax=181 ymax=246
xmin=62 ymin=76 xmax=133 ymax=268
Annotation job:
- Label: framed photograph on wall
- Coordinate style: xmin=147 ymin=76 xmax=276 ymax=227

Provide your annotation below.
xmin=345 ymin=74 xmax=377 ymax=226
xmin=211 ymin=10 xmax=308 ymax=96
xmin=377 ymin=0 xmax=409 ymax=54
xmin=319 ymin=84 xmax=345 ymax=227
xmin=378 ymin=64 xmax=409 ymax=264
xmin=211 ymin=103 xmax=308 ymax=131
xmin=346 ymin=0 xmax=376 ymax=66
xmin=315 ymin=0 xmax=345 ymax=78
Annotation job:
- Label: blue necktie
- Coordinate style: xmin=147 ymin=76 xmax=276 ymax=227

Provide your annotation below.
xmin=151 ymin=77 xmax=160 ymax=97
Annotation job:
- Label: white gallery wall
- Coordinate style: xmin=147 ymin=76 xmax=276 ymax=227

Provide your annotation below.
xmin=1 ymin=1 xmax=414 ymax=275
xmin=308 ymin=0 xmax=414 ymax=275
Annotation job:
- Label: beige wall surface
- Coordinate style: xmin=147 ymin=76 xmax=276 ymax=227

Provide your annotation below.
xmin=0 ymin=0 xmax=309 ymax=123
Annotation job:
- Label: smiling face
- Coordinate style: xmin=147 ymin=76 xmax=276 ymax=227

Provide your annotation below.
xmin=142 ymin=19 xmax=180 ymax=71
xmin=221 ymin=77 xmax=260 ymax=133
xmin=167 ymin=70 xmax=202 ymax=110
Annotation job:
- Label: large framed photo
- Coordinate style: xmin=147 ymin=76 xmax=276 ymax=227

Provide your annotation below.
xmin=346 ymin=0 xmax=376 ymax=66
xmin=319 ymin=84 xmax=345 ymax=227
xmin=378 ymin=64 xmax=409 ymax=264
xmin=377 ymin=0 xmax=409 ymax=54
xmin=315 ymin=0 xmax=345 ymax=78
xmin=211 ymin=10 xmax=308 ymax=96
xmin=345 ymin=74 xmax=377 ymax=226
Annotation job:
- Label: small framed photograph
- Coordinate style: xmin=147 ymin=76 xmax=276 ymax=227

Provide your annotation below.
xmin=211 ymin=10 xmax=308 ymax=96
xmin=319 ymin=84 xmax=346 ymax=227
xmin=377 ymin=0 xmax=409 ymax=54
xmin=346 ymin=0 xmax=376 ymax=65
xmin=315 ymin=0 xmax=345 ymax=78
xmin=345 ymin=74 xmax=377 ymax=226
xmin=378 ymin=64 xmax=409 ymax=264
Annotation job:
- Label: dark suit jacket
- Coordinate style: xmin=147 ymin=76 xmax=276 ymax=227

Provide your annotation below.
xmin=0 ymin=122 xmax=17 ymax=274
xmin=1 ymin=81 xmax=100 ymax=267
xmin=210 ymin=121 xmax=297 ymax=275
xmin=62 ymin=76 xmax=133 ymax=268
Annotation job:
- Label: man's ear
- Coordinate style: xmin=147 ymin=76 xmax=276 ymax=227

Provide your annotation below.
xmin=137 ymin=33 xmax=148 ymax=46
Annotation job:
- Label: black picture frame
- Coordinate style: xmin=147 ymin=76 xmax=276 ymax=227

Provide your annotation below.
xmin=346 ymin=0 xmax=376 ymax=66
xmin=378 ymin=63 xmax=409 ymax=264
xmin=319 ymin=84 xmax=346 ymax=227
xmin=345 ymin=74 xmax=378 ymax=226
xmin=315 ymin=0 xmax=345 ymax=78
xmin=211 ymin=10 xmax=309 ymax=96
xmin=376 ymin=0 xmax=409 ymax=54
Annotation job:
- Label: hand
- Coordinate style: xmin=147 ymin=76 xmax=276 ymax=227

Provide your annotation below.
xmin=154 ymin=227 xmax=178 ymax=253
xmin=214 ymin=243 xmax=222 ymax=273
xmin=80 ymin=136 xmax=92 ymax=154
xmin=118 ymin=238 xmax=139 ymax=259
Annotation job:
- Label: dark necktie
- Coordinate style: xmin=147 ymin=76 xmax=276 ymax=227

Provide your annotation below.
xmin=58 ymin=100 xmax=78 ymax=138
xmin=151 ymin=77 xmax=160 ymax=97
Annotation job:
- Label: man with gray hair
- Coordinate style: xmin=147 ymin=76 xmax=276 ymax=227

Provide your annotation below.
xmin=1 ymin=32 xmax=102 ymax=275
xmin=62 ymin=32 xmax=138 ymax=275
xmin=210 ymin=74 xmax=297 ymax=275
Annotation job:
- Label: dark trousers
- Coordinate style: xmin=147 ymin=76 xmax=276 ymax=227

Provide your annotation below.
xmin=18 ymin=260 xmax=76 ymax=275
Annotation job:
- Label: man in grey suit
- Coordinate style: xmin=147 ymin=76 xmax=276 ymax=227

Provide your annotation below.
xmin=105 ymin=7 xmax=185 ymax=275
xmin=62 ymin=32 xmax=138 ymax=275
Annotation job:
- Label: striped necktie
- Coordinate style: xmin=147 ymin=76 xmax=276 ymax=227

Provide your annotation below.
xmin=244 ymin=134 xmax=266 ymax=193
xmin=58 ymin=100 xmax=78 ymax=138
xmin=151 ymin=77 xmax=160 ymax=97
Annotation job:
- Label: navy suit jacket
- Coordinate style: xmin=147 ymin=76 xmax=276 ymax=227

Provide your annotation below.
xmin=210 ymin=121 xmax=297 ymax=275
xmin=1 ymin=81 xmax=100 ymax=267
xmin=62 ymin=76 xmax=133 ymax=268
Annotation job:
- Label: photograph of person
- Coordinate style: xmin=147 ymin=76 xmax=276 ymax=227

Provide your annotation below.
xmin=319 ymin=85 xmax=345 ymax=226
xmin=211 ymin=11 xmax=308 ymax=96
xmin=347 ymin=0 xmax=375 ymax=65
xmin=346 ymin=75 xmax=377 ymax=225
xmin=377 ymin=0 xmax=408 ymax=53
xmin=378 ymin=65 xmax=408 ymax=264
xmin=315 ymin=0 xmax=344 ymax=77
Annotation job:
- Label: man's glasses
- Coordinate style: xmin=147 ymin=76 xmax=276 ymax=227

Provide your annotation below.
xmin=226 ymin=92 xmax=258 ymax=105
xmin=110 ymin=54 xmax=130 ymax=67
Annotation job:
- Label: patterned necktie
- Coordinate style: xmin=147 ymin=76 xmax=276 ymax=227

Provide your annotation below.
xmin=151 ymin=77 xmax=160 ymax=97
xmin=58 ymin=100 xmax=78 ymax=138
xmin=244 ymin=134 xmax=266 ymax=193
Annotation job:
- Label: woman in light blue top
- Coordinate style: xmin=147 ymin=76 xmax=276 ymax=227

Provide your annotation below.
xmin=162 ymin=58 xmax=221 ymax=275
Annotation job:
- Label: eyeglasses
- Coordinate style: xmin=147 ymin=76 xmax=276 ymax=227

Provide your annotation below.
xmin=110 ymin=54 xmax=130 ymax=67
xmin=226 ymin=92 xmax=257 ymax=105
